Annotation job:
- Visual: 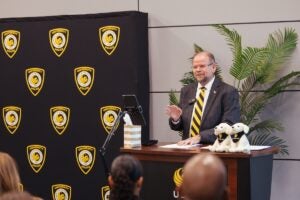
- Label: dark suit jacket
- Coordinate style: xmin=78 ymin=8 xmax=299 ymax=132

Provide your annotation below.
xmin=169 ymin=78 xmax=240 ymax=144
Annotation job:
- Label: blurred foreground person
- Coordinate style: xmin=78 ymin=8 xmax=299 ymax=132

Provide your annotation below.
xmin=0 ymin=152 xmax=43 ymax=200
xmin=0 ymin=152 xmax=21 ymax=194
xmin=0 ymin=191 xmax=42 ymax=200
xmin=108 ymin=154 xmax=143 ymax=200
xmin=180 ymin=153 xmax=228 ymax=200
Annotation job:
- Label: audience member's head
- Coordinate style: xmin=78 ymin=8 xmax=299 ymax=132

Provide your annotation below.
xmin=108 ymin=154 xmax=143 ymax=200
xmin=180 ymin=153 xmax=228 ymax=200
xmin=0 ymin=152 xmax=21 ymax=194
xmin=0 ymin=191 xmax=40 ymax=200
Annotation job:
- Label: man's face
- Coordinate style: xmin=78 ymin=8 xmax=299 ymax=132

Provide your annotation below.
xmin=192 ymin=53 xmax=216 ymax=84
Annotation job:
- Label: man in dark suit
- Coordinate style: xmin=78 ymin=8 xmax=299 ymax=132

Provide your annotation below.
xmin=166 ymin=51 xmax=240 ymax=145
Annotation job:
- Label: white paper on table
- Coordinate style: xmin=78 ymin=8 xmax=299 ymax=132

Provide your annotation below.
xmin=201 ymin=145 xmax=271 ymax=151
xmin=249 ymin=145 xmax=270 ymax=150
xmin=160 ymin=143 xmax=201 ymax=149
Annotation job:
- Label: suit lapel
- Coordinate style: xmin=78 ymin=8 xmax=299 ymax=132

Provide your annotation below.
xmin=201 ymin=78 xmax=221 ymax=125
xmin=186 ymin=82 xmax=198 ymax=127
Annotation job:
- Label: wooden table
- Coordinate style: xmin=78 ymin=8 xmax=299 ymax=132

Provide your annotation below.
xmin=121 ymin=143 xmax=278 ymax=200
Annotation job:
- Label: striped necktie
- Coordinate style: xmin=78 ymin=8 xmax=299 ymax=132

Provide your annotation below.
xmin=190 ymin=87 xmax=206 ymax=137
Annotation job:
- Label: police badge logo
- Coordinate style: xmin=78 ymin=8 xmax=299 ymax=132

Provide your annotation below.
xmin=26 ymin=144 xmax=46 ymax=173
xmin=49 ymin=28 xmax=69 ymax=57
xmin=1 ymin=30 xmax=20 ymax=58
xmin=75 ymin=145 xmax=96 ymax=175
xmin=100 ymin=106 xmax=121 ymax=134
xmin=101 ymin=185 xmax=110 ymax=200
xmin=2 ymin=106 xmax=22 ymax=134
xmin=25 ymin=67 xmax=45 ymax=96
xmin=52 ymin=184 xmax=72 ymax=200
xmin=50 ymin=106 xmax=70 ymax=135
xmin=74 ymin=66 xmax=95 ymax=96
xmin=99 ymin=26 xmax=120 ymax=55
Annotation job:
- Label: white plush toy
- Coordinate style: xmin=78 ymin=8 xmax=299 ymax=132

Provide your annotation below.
xmin=208 ymin=123 xmax=232 ymax=152
xmin=229 ymin=123 xmax=251 ymax=154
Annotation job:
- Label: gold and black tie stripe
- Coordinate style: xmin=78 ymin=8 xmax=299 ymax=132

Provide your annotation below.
xmin=190 ymin=87 xmax=206 ymax=137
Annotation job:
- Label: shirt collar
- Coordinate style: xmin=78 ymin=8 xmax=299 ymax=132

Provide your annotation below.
xmin=198 ymin=76 xmax=215 ymax=91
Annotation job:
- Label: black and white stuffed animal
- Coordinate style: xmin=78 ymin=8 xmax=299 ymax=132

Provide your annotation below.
xmin=229 ymin=123 xmax=251 ymax=154
xmin=208 ymin=123 xmax=232 ymax=152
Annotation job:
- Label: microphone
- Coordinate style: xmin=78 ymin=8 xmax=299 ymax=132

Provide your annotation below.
xmin=188 ymin=98 xmax=196 ymax=105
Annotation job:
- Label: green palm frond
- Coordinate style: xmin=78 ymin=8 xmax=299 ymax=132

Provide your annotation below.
xmin=242 ymin=96 xmax=266 ymax=125
xmin=169 ymin=90 xmax=179 ymax=105
xmin=241 ymin=73 xmax=257 ymax=92
xmin=256 ymin=28 xmax=298 ymax=83
xmin=212 ymin=24 xmax=242 ymax=62
xmin=240 ymin=90 xmax=266 ymax=116
xmin=249 ymin=132 xmax=288 ymax=155
xmin=189 ymin=44 xmax=204 ymax=60
xmin=265 ymin=28 xmax=297 ymax=66
xmin=265 ymin=71 xmax=300 ymax=98
xmin=248 ymin=119 xmax=284 ymax=135
xmin=194 ymin=43 xmax=203 ymax=53
xmin=180 ymin=71 xmax=195 ymax=86
xmin=215 ymin=66 xmax=223 ymax=81
xmin=241 ymin=72 xmax=300 ymax=125
xmin=230 ymin=47 xmax=267 ymax=88
xmin=239 ymin=73 xmax=258 ymax=111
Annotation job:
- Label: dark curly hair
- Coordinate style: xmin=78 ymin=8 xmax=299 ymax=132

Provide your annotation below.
xmin=109 ymin=154 xmax=143 ymax=200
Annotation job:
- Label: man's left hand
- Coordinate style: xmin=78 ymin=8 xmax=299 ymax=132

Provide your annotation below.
xmin=177 ymin=135 xmax=201 ymax=145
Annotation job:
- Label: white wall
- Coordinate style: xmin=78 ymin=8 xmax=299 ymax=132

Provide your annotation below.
xmin=1 ymin=0 xmax=299 ymax=199
xmin=0 ymin=0 xmax=137 ymax=18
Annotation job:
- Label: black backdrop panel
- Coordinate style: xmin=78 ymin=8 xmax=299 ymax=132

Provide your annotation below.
xmin=0 ymin=11 xmax=149 ymax=199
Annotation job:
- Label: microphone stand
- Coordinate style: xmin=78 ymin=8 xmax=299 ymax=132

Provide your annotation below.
xmin=137 ymin=105 xmax=147 ymax=126
xmin=99 ymin=110 xmax=127 ymax=178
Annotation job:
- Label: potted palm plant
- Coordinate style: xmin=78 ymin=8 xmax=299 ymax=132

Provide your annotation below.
xmin=169 ymin=25 xmax=300 ymax=155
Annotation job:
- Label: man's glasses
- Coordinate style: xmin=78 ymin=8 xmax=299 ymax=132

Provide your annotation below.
xmin=192 ymin=62 xmax=214 ymax=70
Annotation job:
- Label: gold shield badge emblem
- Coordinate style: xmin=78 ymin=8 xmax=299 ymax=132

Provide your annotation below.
xmin=26 ymin=145 xmax=46 ymax=173
xmin=74 ymin=66 xmax=95 ymax=96
xmin=49 ymin=28 xmax=69 ymax=57
xmin=52 ymin=184 xmax=72 ymax=200
xmin=101 ymin=185 xmax=110 ymax=200
xmin=1 ymin=30 xmax=20 ymax=58
xmin=50 ymin=106 xmax=70 ymax=135
xmin=99 ymin=26 xmax=120 ymax=55
xmin=75 ymin=145 xmax=96 ymax=175
xmin=100 ymin=106 xmax=121 ymax=134
xmin=25 ymin=67 xmax=45 ymax=96
xmin=2 ymin=106 xmax=21 ymax=134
